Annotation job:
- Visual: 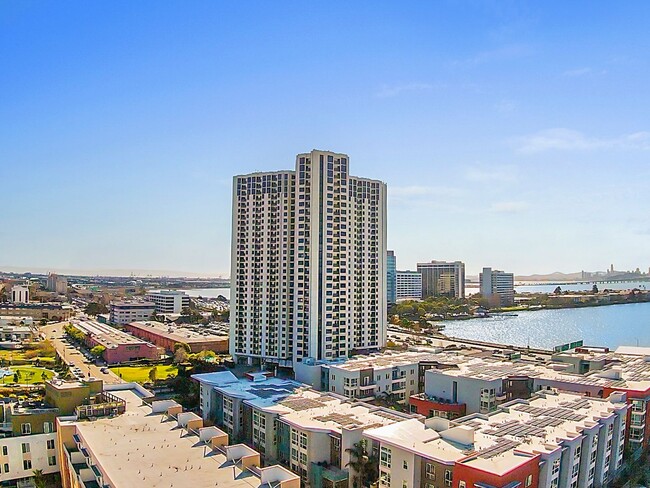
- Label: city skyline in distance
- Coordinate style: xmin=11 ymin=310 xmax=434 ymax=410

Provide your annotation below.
xmin=3 ymin=2 xmax=650 ymax=276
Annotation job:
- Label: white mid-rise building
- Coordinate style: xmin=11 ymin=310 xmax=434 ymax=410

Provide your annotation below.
xmin=46 ymin=273 xmax=68 ymax=294
xmin=109 ymin=301 xmax=156 ymax=325
xmin=9 ymin=285 xmax=30 ymax=304
xmin=0 ymin=432 xmax=59 ymax=485
xmin=231 ymin=150 xmax=387 ymax=367
xmin=395 ymin=270 xmax=422 ymax=299
xmin=144 ymin=290 xmax=190 ymax=314
xmin=480 ymin=267 xmax=515 ymax=306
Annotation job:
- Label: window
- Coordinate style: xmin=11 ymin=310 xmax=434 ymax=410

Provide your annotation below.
xmin=47 ymin=439 xmax=55 ymax=450
xmin=21 ymin=443 xmax=30 ymax=454
xmin=1 ymin=446 xmax=7 ymax=456
xmin=23 ymin=459 xmax=32 ymax=470
xmin=21 ymin=423 xmax=31 ymax=435
xmin=552 ymin=458 xmax=560 ymax=475
xmin=526 ymin=474 xmax=533 ymax=487
xmin=43 ymin=421 xmax=54 ymax=433
xmin=444 ymin=470 xmax=452 ymax=487
xmin=402 ymin=481 xmax=408 ymax=488
xmin=459 ymin=482 xmax=466 ymax=488
xmin=425 ymin=463 xmax=435 ymax=480
xmin=380 ymin=446 xmax=392 ymax=468
xmin=3 ymin=463 xmax=8 ymax=473
xmin=299 ymin=432 xmax=308 ymax=449
xmin=380 ymin=472 xmax=391 ymax=487
xmin=48 ymin=455 xmax=56 ymax=466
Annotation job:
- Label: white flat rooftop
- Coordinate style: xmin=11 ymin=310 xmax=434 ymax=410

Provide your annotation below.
xmin=63 ymin=389 xmax=267 ymax=487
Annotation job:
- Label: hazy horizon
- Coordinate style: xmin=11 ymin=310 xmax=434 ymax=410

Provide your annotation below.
xmin=3 ymin=2 xmax=649 ymax=276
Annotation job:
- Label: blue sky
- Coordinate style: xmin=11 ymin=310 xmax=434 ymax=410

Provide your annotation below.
xmin=1 ymin=1 xmax=649 ymax=277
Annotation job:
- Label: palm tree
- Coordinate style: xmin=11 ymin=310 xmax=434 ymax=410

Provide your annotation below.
xmin=33 ymin=468 xmax=46 ymax=488
xmin=345 ymin=440 xmax=379 ymax=488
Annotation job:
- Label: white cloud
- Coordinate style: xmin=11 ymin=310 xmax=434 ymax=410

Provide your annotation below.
xmin=514 ymin=128 xmax=650 ymax=153
xmin=465 ymin=165 xmax=517 ymax=183
xmin=389 ymin=185 xmax=462 ymax=198
xmin=376 ymin=82 xmax=442 ymax=98
xmin=489 ymin=201 xmax=529 ymax=213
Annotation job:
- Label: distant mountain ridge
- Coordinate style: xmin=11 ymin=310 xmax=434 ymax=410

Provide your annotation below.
xmin=516 ymin=271 xmax=649 ymax=282
xmin=515 ymin=271 xmax=585 ymax=282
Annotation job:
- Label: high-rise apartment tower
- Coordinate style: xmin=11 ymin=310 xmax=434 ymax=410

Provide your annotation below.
xmin=387 ymin=250 xmax=397 ymax=305
xmin=231 ymin=150 xmax=387 ymax=367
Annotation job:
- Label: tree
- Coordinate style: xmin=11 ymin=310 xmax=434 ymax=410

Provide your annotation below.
xmin=174 ymin=348 xmax=189 ymax=364
xmin=195 ymin=350 xmax=217 ymax=362
xmin=84 ymin=302 xmax=108 ymax=316
xmin=90 ymin=345 xmax=106 ymax=358
xmin=38 ymin=340 xmax=56 ymax=358
xmin=174 ymin=342 xmax=191 ymax=354
xmin=553 ymin=286 xmax=563 ymax=294
xmin=33 ymin=469 xmax=46 ymax=488
xmin=592 ymin=284 xmax=599 ymax=294
xmin=148 ymin=366 xmax=158 ymax=383
xmin=345 ymin=440 xmax=379 ymax=488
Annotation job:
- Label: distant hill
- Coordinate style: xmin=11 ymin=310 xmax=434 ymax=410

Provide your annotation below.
xmin=515 ymin=271 xmax=585 ymax=282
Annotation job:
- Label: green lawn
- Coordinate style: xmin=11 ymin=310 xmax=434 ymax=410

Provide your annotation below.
xmin=109 ymin=365 xmax=178 ymax=383
xmin=0 ymin=366 xmax=56 ymax=385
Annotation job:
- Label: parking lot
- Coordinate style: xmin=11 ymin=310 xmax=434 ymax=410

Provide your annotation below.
xmin=41 ymin=323 xmax=124 ymax=384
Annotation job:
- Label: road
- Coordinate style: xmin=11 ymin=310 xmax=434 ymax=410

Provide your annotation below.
xmin=41 ymin=322 xmax=124 ymax=385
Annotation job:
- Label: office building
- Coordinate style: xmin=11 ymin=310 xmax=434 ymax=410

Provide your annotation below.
xmin=144 ymin=290 xmax=190 ymax=314
xmin=125 ymin=320 xmax=229 ymax=353
xmin=387 ymin=250 xmax=397 ymax=305
xmin=69 ymin=320 xmax=159 ymax=363
xmin=9 ymin=285 xmax=30 ymax=304
xmin=46 ymin=273 xmax=68 ymax=294
xmin=480 ymin=267 xmax=515 ymax=306
xmin=0 ymin=322 xmax=33 ymax=342
xmin=108 ymin=301 xmax=156 ymax=325
xmin=231 ymin=150 xmax=387 ymax=367
xmin=396 ymin=270 xmax=422 ymax=299
xmin=417 ymin=260 xmax=465 ymax=298
xmin=364 ymin=390 xmax=628 ymax=488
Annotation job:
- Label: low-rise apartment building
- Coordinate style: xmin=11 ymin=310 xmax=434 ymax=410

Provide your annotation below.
xmin=124 ymin=320 xmax=228 ymax=353
xmin=57 ymin=385 xmax=299 ymax=488
xmin=295 ymin=351 xmax=461 ymax=405
xmin=69 ymin=320 xmax=159 ymax=363
xmin=0 ymin=379 xmax=113 ymax=487
xmin=364 ymin=390 xmax=628 ymax=488
xmin=108 ymin=301 xmax=155 ymax=325
xmin=193 ymin=370 xmax=419 ymax=487
xmin=0 ymin=303 xmax=73 ymax=321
